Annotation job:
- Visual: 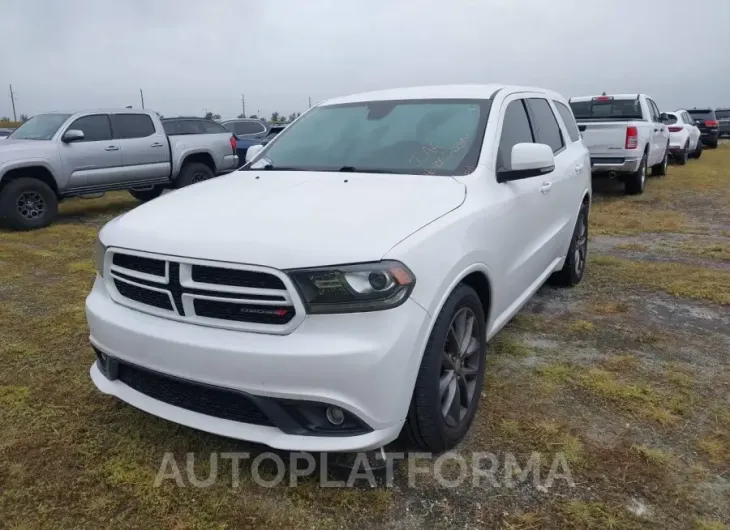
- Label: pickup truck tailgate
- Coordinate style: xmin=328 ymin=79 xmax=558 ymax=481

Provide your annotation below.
xmin=579 ymin=122 xmax=628 ymax=158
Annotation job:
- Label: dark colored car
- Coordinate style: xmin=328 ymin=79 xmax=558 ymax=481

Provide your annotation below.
xmin=687 ymin=108 xmax=720 ymax=148
xmin=715 ymin=108 xmax=730 ymax=137
xmin=0 ymin=128 xmax=15 ymax=139
xmin=221 ymin=119 xmax=270 ymax=166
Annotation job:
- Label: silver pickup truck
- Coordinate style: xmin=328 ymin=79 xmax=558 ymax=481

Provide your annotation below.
xmin=0 ymin=109 xmax=238 ymax=230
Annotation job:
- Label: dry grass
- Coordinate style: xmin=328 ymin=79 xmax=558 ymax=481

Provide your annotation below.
xmin=2 ymin=146 xmax=730 ymax=528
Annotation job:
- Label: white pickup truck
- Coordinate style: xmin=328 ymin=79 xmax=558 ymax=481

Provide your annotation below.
xmin=569 ymin=94 xmax=670 ymax=195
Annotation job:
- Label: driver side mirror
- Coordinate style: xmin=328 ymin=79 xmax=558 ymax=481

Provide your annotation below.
xmin=245 ymin=144 xmax=264 ymax=164
xmin=497 ymin=143 xmax=555 ymax=183
xmin=62 ymin=129 xmax=84 ymax=143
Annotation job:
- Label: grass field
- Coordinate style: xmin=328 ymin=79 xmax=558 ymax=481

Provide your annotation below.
xmin=1 ymin=144 xmax=729 ymax=529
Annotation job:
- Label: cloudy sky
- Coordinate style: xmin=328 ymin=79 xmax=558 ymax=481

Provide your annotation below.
xmin=1 ymin=0 xmax=728 ymax=120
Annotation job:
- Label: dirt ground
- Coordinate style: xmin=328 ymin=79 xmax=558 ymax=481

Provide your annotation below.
xmin=1 ymin=144 xmax=728 ymax=529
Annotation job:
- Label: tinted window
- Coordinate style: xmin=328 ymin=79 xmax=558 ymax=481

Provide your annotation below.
xmin=162 ymin=119 xmax=204 ymax=135
xmin=497 ymin=100 xmax=534 ymax=171
xmin=201 ymin=120 xmax=229 ymax=134
xmin=665 ymin=113 xmax=678 ymax=125
xmin=526 ymin=98 xmax=564 ymax=153
xmin=647 ymin=100 xmax=661 ymax=121
xmin=9 ymin=114 xmax=71 ymax=140
xmin=716 ymin=110 xmax=730 ymax=119
xmin=68 ymin=115 xmax=112 ymax=142
xmin=688 ymin=109 xmax=715 ymax=120
xmin=570 ymin=99 xmax=643 ymax=120
xmin=250 ymin=99 xmax=491 ymax=176
xmin=111 ymin=114 xmax=156 ymax=139
xmin=554 ymin=101 xmax=580 ymax=142
xmin=225 ymin=121 xmax=266 ymax=135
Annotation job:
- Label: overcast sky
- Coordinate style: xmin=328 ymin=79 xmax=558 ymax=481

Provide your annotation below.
xmin=1 ymin=0 xmax=728 ymax=120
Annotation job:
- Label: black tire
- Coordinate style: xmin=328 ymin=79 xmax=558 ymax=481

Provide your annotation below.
xmin=693 ymin=140 xmax=703 ymax=159
xmin=403 ymin=284 xmax=487 ymax=453
xmin=129 ymin=185 xmax=164 ymax=202
xmin=708 ymin=139 xmax=718 ymax=149
xmin=651 ymin=144 xmax=669 ymax=176
xmin=0 ymin=178 xmax=58 ymax=230
xmin=549 ymin=202 xmax=589 ymax=287
xmin=625 ymin=154 xmax=647 ymax=195
xmin=174 ymin=162 xmax=215 ymax=189
xmin=676 ymin=143 xmax=689 ymax=165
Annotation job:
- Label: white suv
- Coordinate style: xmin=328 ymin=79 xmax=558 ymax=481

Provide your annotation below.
xmin=87 ymin=85 xmax=591 ymax=453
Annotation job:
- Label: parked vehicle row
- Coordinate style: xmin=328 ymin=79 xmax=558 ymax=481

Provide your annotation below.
xmin=87 ymin=84 xmax=592 ymax=453
xmin=221 ymin=119 xmax=289 ymax=166
xmin=687 ymin=108 xmax=721 ymax=148
xmin=0 ymin=111 xmax=238 ymax=229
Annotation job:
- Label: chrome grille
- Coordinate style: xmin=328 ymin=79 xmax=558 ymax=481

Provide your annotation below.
xmin=105 ymin=250 xmax=302 ymax=334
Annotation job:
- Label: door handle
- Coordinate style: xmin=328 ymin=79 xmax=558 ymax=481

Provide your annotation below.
xmin=104 ymin=145 xmax=119 ymax=151
xmin=575 ymin=163 xmax=585 ymax=173
xmin=151 ymin=142 xmax=164 ymax=147
xmin=540 ymin=182 xmax=552 ymax=194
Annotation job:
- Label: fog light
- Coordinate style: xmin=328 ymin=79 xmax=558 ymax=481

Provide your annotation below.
xmin=325 ymin=406 xmax=345 ymax=426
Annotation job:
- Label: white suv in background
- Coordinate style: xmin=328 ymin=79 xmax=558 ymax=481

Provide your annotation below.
xmin=86 ymin=85 xmax=591 ymax=453
xmin=666 ymin=110 xmax=702 ymax=163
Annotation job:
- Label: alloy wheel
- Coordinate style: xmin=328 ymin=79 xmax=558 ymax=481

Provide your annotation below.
xmin=440 ymin=307 xmax=481 ymax=428
xmin=574 ymin=211 xmax=588 ymax=276
xmin=191 ymin=172 xmax=209 ymax=184
xmin=16 ymin=191 xmax=46 ymax=220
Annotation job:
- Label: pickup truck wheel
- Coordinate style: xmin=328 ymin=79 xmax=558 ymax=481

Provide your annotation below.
xmin=402 ymin=284 xmax=486 ymax=452
xmin=651 ymin=144 xmax=669 ymax=176
xmin=129 ymin=186 xmax=164 ymax=202
xmin=625 ymin=154 xmax=647 ymax=195
xmin=693 ymin=140 xmax=703 ymax=159
xmin=549 ymin=203 xmax=588 ymax=287
xmin=676 ymin=143 xmax=689 ymax=166
xmin=0 ymin=178 xmax=58 ymax=230
xmin=175 ymin=162 xmax=214 ymax=189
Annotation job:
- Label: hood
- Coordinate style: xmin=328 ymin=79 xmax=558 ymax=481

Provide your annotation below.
xmin=102 ymin=171 xmax=466 ymax=269
xmin=0 ymin=139 xmax=55 ymax=157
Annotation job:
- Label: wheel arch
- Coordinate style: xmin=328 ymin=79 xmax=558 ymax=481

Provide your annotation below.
xmin=0 ymin=165 xmax=59 ymax=196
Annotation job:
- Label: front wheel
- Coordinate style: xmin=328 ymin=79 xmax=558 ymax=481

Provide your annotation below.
xmin=0 ymin=178 xmax=59 ymax=230
xmin=625 ymin=154 xmax=647 ymax=195
xmin=651 ymin=144 xmax=669 ymax=176
xmin=549 ymin=202 xmax=589 ymax=287
xmin=403 ymin=284 xmax=487 ymax=453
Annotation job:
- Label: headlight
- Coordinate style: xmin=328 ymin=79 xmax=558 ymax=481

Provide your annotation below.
xmin=288 ymin=261 xmax=415 ymax=314
xmin=94 ymin=235 xmax=107 ymax=277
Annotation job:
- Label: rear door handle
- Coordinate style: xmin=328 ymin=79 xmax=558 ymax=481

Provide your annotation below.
xmin=104 ymin=145 xmax=119 ymax=151
xmin=540 ymin=182 xmax=552 ymax=194
xmin=151 ymin=142 xmax=164 ymax=148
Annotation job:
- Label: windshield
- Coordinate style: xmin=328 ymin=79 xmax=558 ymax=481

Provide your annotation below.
xmin=9 ymin=114 xmax=71 ymax=140
xmin=245 ymin=99 xmax=491 ymax=175
xmin=570 ymin=99 xmax=643 ymax=120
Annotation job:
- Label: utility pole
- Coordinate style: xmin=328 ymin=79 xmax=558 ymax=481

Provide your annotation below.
xmin=308 ymin=96 xmax=312 ymax=109
xmin=140 ymin=89 xmax=145 ymax=109
xmin=241 ymin=94 xmax=246 ymax=117
xmin=9 ymin=84 xmax=17 ymax=122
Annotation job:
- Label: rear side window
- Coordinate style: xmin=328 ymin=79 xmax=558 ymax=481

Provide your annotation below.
xmin=554 ymin=101 xmax=580 ymax=142
xmin=570 ymin=99 xmax=643 ymax=120
xmin=225 ymin=121 xmax=266 ymax=135
xmin=67 ymin=114 xmax=113 ymax=142
xmin=201 ymin=120 xmax=229 ymax=134
xmin=496 ymin=99 xmax=534 ymax=171
xmin=665 ymin=113 xmax=678 ymax=125
xmin=526 ymin=98 xmax=564 ymax=153
xmin=111 ymin=114 xmax=156 ymax=139
xmin=716 ymin=110 xmax=730 ymax=119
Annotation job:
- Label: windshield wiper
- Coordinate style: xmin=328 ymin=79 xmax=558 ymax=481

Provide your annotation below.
xmin=337 ymin=166 xmax=396 ymax=174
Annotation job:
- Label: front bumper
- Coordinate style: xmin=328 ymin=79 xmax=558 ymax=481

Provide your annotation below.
xmin=86 ymin=276 xmax=431 ymax=451
xmin=590 ymin=157 xmax=642 ymax=175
